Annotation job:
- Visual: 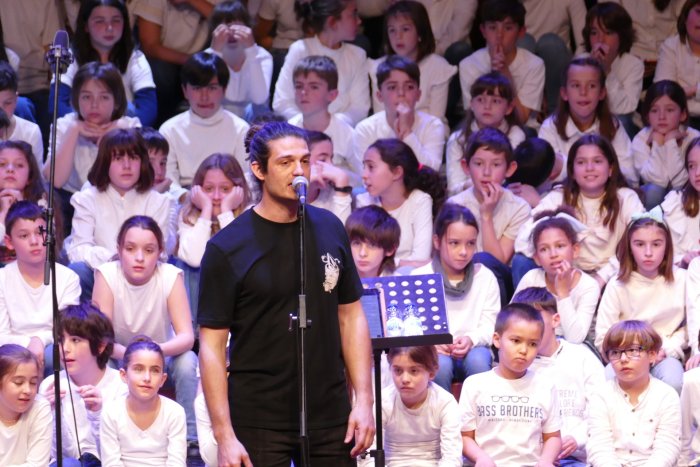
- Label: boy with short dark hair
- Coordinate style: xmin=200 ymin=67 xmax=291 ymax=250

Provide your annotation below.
xmin=459 ymin=302 xmax=562 ymax=466
xmin=344 ymin=205 xmax=400 ymax=278
xmin=448 ymin=127 xmax=531 ymax=265
xmin=513 ymin=287 xmax=605 ymax=466
xmin=0 ymin=201 xmax=80 ymax=375
xmin=288 ymin=56 xmax=354 ymax=176
xmin=351 ymin=55 xmax=446 ymax=172
xmin=160 ymin=51 xmax=250 ymax=200
xmin=140 ymin=126 xmax=171 ymax=194
xmin=39 ymin=302 xmax=128 ymax=464
xmin=459 ymin=0 xmax=545 ymax=124
xmin=0 ymin=62 xmax=43 ymax=166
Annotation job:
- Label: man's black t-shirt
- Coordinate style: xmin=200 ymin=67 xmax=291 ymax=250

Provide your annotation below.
xmin=198 ymin=205 xmax=364 ymax=430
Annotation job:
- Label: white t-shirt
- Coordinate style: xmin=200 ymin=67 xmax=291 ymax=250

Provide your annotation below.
xmin=98 ymin=261 xmax=181 ymax=347
xmin=681 ymin=366 xmax=700 ymax=465
xmin=350 ymin=111 xmax=446 ymax=173
xmin=59 ymin=50 xmax=155 ymax=102
xmin=0 ymin=262 xmax=80 ymax=347
xmin=661 ymin=190 xmax=700 ymax=266
xmin=459 ymin=48 xmax=545 ymax=115
xmin=587 ymin=377 xmax=681 ymax=466
xmin=355 ymin=189 xmax=433 ymax=263
xmin=683 ymin=258 xmax=700 ymax=357
xmin=0 ymin=398 xmax=52 ymax=466
xmin=7 ymin=116 xmax=44 ymax=170
xmin=595 ymin=269 xmax=687 ymax=359
xmin=412 ymin=262 xmax=500 ymax=346
xmin=631 ymin=125 xmax=700 ymax=189
xmin=655 ymin=34 xmax=700 ymax=116
xmin=513 ymin=268 xmax=600 ymax=344
xmin=273 ymin=35 xmax=370 ymax=126
xmin=459 ymin=369 xmax=561 ymax=465
xmin=100 ymin=394 xmax=187 ymax=466
xmin=381 ymin=383 xmax=463 ymax=467
xmin=447 ymin=186 xmax=531 ymax=254
xmin=288 ymin=113 xmax=354 ymax=174
xmin=530 ymin=340 xmax=605 ymax=463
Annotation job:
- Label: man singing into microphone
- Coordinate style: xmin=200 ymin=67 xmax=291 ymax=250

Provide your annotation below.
xmin=197 ymin=121 xmax=375 ymax=466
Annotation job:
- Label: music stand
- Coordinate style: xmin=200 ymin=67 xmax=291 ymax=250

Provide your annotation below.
xmin=360 ymin=274 xmax=452 ymax=467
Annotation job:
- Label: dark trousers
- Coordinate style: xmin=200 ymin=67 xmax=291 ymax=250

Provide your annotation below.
xmin=234 ymin=423 xmax=356 ymax=467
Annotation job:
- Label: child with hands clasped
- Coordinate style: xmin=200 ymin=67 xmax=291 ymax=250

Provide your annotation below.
xmin=45 ymin=62 xmax=141 ymax=197
xmin=514 ymin=134 xmax=645 ymax=288
xmin=587 ymin=320 xmax=681 ymax=466
xmin=411 ymin=203 xmax=500 ymax=391
xmin=459 ymin=304 xmax=562 ymax=466
xmin=206 ymin=1 xmax=272 ymax=119
xmin=595 ymin=208 xmax=687 ymax=394
xmin=632 ymin=80 xmax=700 ymax=209
xmin=380 ymin=346 xmax=462 ymax=466
xmin=446 ymin=72 xmax=526 ymax=196
xmin=513 ymin=208 xmax=601 ymax=344
xmin=99 ymin=337 xmax=187 ymax=466
xmin=93 ymin=215 xmax=198 ymax=447
xmin=39 ymin=303 xmax=128 ymax=465
xmin=538 ymin=57 xmax=636 ymax=186
xmin=356 ymin=138 xmax=444 ymax=267
xmin=0 ymin=344 xmax=52 ymax=466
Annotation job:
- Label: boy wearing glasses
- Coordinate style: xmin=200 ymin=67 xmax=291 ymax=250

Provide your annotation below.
xmin=459 ymin=303 xmax=561 ymax=466
xmin=159 ymin=52 xmax=250 ymax=201
xmin=588 ymin=320 xmax=681 ymax=466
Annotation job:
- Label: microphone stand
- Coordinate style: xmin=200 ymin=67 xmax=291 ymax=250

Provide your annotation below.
xmin=45 ymin=35 xmax=72 ymax=467
xmin=289 ymin=198 xmax=311 ymax=466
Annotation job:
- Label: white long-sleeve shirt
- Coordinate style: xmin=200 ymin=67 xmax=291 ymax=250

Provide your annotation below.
xmin=381 ymin=383 xmax=463 ymax=467
xmin=655 ymin=34 xmax=700 ymax=117
xmin=686 ymin=258 xmax=700 ymax=358
xmin=587 ymin=377 xmax=681 ymax=467
xmin=350 ymin=111 xmax=446 ymax=172
xmin=272 ymin=35 xmax=370 ymax=126
xmin=66 ymin=185 xmax=172 ymax=269
xmin=631 ymin=126 xmax=700 ymax=189
xmin=412 ymin=262 xmax=500 ymax=346
xmin=522 ymin=0 xmax=587 ymax=53
xmin=661 ymin=190 xmax=700 ymax=266
xmin=0 ymin=398 xmax=52 ymax=467
xmin=100 ymin=395 xmax=186 ymax=467
xmin=512 ymin=268 xmax=600 ymax=344
xmin=530 ymin=340 xmax=605 ymax=463
xmin=681 ymin=367 xmax=700 ymax=466
xmin=415 ymin=0 xmax=477 ymax=55
xmin=0 ymin=262 xmax=80 ymax=347
xmin=288 ymin=113 xmax=355 ymax=174
xmin=356 ymin=189 xmax=433 ymax=263
xmin=7 ymin=116 xmax=43 ymax=170
xmin=595 ymin=270 xmax=687 ymax=359
xmin=578 ymin=51 xmax=644 ymax=115
xmin=176 ymin=210 xmax=235 ymax=268
xmin=538 ymin=115 xmax=636 ymax=187
xmin=206 ymin=45 xmax=273 ymax=118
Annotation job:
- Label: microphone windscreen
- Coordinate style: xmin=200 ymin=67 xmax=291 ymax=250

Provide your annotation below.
xmin=292 ymin=176 xmax=309 ymax=189
xmin=53 ymin=30 xmax=70 ymax=49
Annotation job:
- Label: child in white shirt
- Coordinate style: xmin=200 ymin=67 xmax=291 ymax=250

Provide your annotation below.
xmin=39 ymin=303 xmax=128 ymax=464
xmin=631 ymin=80 xmax=700 ymax=208
xmin=306 ymin=131 xmax=352 ymax=222
xmin=160 ymin=51 xmax=250 ymax=199
xmin=595 ymin=208 xmax=687 ymax=394
xmin=411 ymin=203 xmax=500 ymax=391
xmin=588 ymin=320 xmax=681 ymax=466
xmin=513 ymin=287 xmax=605 ymax=466
xmin=272 ymin=0 xmax=370 ymax=126
xmin=460 ymin=303 xmax=562 ymax=466
xmin=0 ymin=63 xmax=43 ymax=167
xmin=381 ymin=346 xmax=462 ymax=466
xmin=459 ymin=0 xmax=545 ymax=125
xmin=100 ymin=337 xmax=187 ymax=466
xmin=206 ymin=1 xmax=273 ymax=120
xmin=352 ymin=55 xmax=446 ymax=173
xmin=0 ymin=344 xmax=52 ymax=466
xmin=0 ymin=201 xmax=81 ymax=376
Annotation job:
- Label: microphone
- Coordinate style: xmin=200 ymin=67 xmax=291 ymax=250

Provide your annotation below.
xmin=292 ymin=176 xmax=308 ymax=204
xmin=46 ymin=30 xmax=73 ymax=72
